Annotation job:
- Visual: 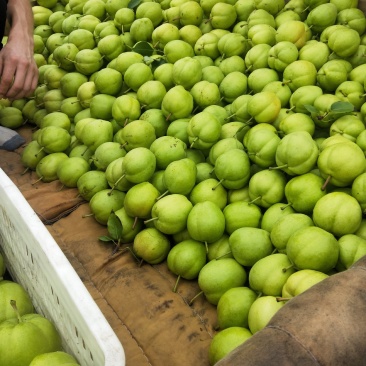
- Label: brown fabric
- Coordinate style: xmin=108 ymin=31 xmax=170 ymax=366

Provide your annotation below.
xmin=0 ymin=126 xmax=218 ymax=366
xmin=217 ymin=256 xmax=366 ymax=366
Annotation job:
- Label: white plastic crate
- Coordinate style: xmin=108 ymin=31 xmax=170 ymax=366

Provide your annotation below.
xmin=0 ymin=168 xmax=125 ymax=366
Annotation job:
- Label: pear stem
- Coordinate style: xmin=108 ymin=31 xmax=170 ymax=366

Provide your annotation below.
xmin=10 ymin=300 xmax=23 ymax=323
xmin=188 ymin=290 xmax=204 ymax=306
xmin=215 ymin=251 xmax=232 ymax=260
xmin=322 ymin=175 xmax=331 ymax=191
xmin=144 ymin=217 xmax=158 ymax=225
xmin=173 ymin=275 xmax=181 ymax=293
xmin=211 ymin=179 xmax=224 ymax=190
xmin=109 ymin=174 xmax=126 ymax=195
xmin=156 ymin=190 xmax=169 ymax=201
xmin=132 ymin=216 xmax=138 ymax=230
xmin=282 ymin=264 xmax=294 ymax=273
xmin=276 ymin=297 xmax=291 ymax=302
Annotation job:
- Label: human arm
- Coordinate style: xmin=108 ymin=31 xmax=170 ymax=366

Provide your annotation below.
xmin=0 ymin=0 xmax=38 ymax=100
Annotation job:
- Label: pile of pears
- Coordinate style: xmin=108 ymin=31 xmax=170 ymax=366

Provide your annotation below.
xmin=2 ymin=0 xmax=366 ymax=363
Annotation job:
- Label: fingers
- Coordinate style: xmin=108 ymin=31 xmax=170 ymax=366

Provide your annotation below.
xmin=0 ymin=59 xmax=38 ymax=100
xmin=10 ymin=60 xmax=38 ymax=100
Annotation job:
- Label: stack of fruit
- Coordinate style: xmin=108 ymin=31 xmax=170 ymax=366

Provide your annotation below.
xmin=1 ymin=0 xmax=366 ymax=364
xmin=0 ymin=253 xmax=80 ymax=366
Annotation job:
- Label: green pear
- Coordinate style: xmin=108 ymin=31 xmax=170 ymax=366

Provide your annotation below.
xmin=164 ymin=39 xmax=195 ymax=63
xmin=91 ymin=142 xmax=126 ymax=171
xmin=113 ymin=207 xmax=144 ymax=243
xmin=189 ymin=178 xmax=227 ymax=210
xmin=136 ymin=80 xmax=167 ymax=110
xmin=207 ymin=234 xmax=233 ymax=261
xmin=282 ymin=269 xmax=329 ymax=298
xmin=313 ymin=192 xmax=363 ymax=237
xmin=139 ymin=108 xmax=169 ymax=138
xmin=172 ymin=56 xmax=202 ymax=90
xmin=283 ymin=60 xmax=318 ymax=92
xmin=268 ymin=41 xmax=299 ymax=73
xmin=21 ymin=141 xmax=47 ymax=171
xmin=275 ymin=20 xmax=308 ymax=49
xmin=248 ymin=24 xmax=276 ymax=46
xmin=123 ymin=181 xmax=160 ymax=221
xmin=247 ymin=68 xmax=280 ymax=94
xmin=187 ymin=111 xmax=222 ymax=150
xmin=209 ymin=2 xmax=237 ymax=29
xmin=208 ymin=327 xmax=252 ymax=366
xmin=147 ymin=194 xmax=193 ymax=235
xmin=130 ymin=18 xmax=154 ymax=42
xmin=112 ymin=94 xmax=141 ymax=126
xmin=149 ymin=136 xmax=187 ymax=170
xmin=247 ymin=8 xmax=276 ymax=29
xmin=224 ymin=202 xmax=262 ymax=235
xmin=245 ymin=128 xmax=281 ymax=168
xmin=167 ymin=239 xmax=207 ymax=292
xmin=133 ymin=228 xmax=170 ymax=264
xmin=37 ymin=126 xmax=71 ymax=154
xmin=105 ymin=157 xmax=134 ymax=192
xmin=229 ymin=227 xmax=273 ymax=266
xmin=152 ymin=23 xmax=180 ymax=50
xmin=77 ymin=170 xmax=109 ymax=201
xmin=336 ymin=234 xmax=366 ymax=271
xmin=121 ymin=147 xmax=157 ymax=184
xmin=89 ymin=188 xmax=125 ymax=225
xmin=260 ymin=202 xmax=295 ymax=233
xmin=317 ymin=141 xmax=366 ymax=188
xmin=284 ymin=172 xmax=327 ymax=214
xmin=286 ymin=226 xmax=339 ymax=272
xmin=247 ymin=296 xmax=285 ymax=334
xmin=306 ymin=3 xmax=338 ymax=34
xmin=213 ymin=149 xmax=251 ymax=190
xmin=247 ymin=91 xmax=281 ymax=123
xmin=298 ymin=40 xmax=330 ymax=70
xmin=161 ymin=158 xmax=197 ymax=197
xmin=248 ymin=169 xmax=287 ymax=208
xmin=74 ymin=49 xmax=104 ymax=76
xmin=135 ymin=2 xmax=163 ymax=27
xmin=60 ymin=72 xmax=88 ymax=98
xmin=57 ymin=156 xmax=90 ymax=188
xmin=330 ymin=115 xmax=365 ymax=142
xmin=335 ymin=81 xmax=366 ymax=111
xmin=219 ymin=71 xmax=248 ymax=103
xmin=161 ymin=85 xmax=194 ymax=122
xmin=317 ymin=59 xmax=349 ymax=92
xmin=351 ymin=172 xmax=366 ymax=212
xmin=288 ymin=85 xmax=323 ymax=114
xmin=337 ymin=7 xmax=366 ymax=35
xmin=245 ymin=44 xmax=271 ymax=72
xmin=198 ymin=258 xmax=247 ymax=305
xmin=119 ymin=119 xmax=156 ymax=151
xmin=270 ymin=213 xmax=314 ymax=254
xmin=124 ymin=63 xmax=154 ymax=92
xmin=273 ymin=131 xmax=319 ymax=175
xmin=328 ymin=27 xmax=361 ymax=58
xmin=187 ymin=201 xmax=226 ymax=245
xmin=249 ymin=253 xmax=296 ymax=296
xmin=216 ymin=287 xmax=257 ymax=329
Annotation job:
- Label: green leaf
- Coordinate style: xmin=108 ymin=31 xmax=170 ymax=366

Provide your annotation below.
xmin=330 ymin=101 xmax=355 ymax=114
xmin=107 ymin=212 xmax=123 ymax=240
xmin=133 ymin=41 xmax=155 ymax=57
xmin=128 ymin=0 xmax=141 ymax=9
xmin=303 ymin=104 xmax=318 ymax=114
xmin=99 ymin=236 xmax=113 ymax=242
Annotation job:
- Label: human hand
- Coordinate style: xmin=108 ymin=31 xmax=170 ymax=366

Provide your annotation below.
xmin=0 ymin=38 xmax=38 ymax=101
